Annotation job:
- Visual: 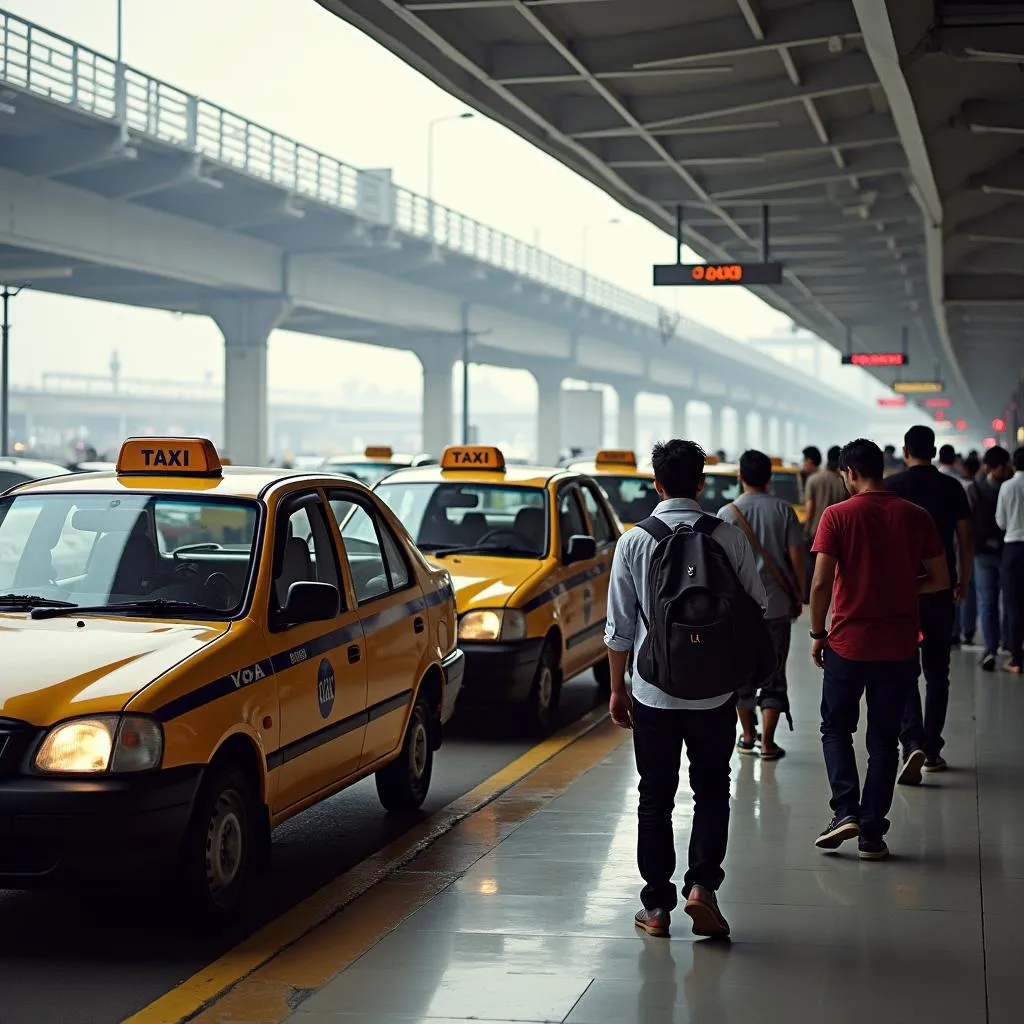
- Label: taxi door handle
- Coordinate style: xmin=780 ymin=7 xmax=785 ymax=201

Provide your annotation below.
xmin=347 ymin=644 xmax=361 ymax=664
xmin=413 ymin=616 xmax=425 ymax=634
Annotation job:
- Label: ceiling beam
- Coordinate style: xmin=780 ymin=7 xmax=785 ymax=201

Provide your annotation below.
xmin=934 ymin=24 xmax=1024 ymax=62
xmin=945 ymin=273 xmax=1024 ymax=305
xmin=973 ymin=155 xmax=1024 ymax=198
xmin=562 ymin=54 xmax=878 ymax=137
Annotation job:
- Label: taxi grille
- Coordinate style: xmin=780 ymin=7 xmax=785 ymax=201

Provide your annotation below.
xmin=0 ymin=718 xmax=35 ymax=779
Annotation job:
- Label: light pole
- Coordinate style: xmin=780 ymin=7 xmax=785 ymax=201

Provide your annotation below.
xmin=0 ymin=286 xmax=21 ymax=457
xmin=426 ymin=112 xmax=473 ymax=235
xmin=581 ymin=217 xmax=620 ymax=298
xmin=116 ymin=0 xmax=123 ymax=63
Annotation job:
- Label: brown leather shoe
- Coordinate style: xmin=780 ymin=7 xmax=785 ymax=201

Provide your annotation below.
xmin=634 ymin=907 xmax=670 ymax=937
xmin=684 ymin=885 xmax=730 ymax=939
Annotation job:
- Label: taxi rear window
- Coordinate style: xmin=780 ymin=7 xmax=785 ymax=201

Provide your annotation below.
xmin=0 ymin=493 xmax=259 ymax=616
xmin=597 ymin=476 xmax=660 ymax=523
xmin=322 ymin=462 xmax=399 ymax=487
xmin=770 ymin=472 xmax=802 ymax=504
xmin=373 ymin=481 xmax=548 ymax=557
xmin=698 ymin=473 xmax=741 ymax=514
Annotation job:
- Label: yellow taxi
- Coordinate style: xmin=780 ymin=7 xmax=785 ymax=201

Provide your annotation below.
xmin=769 ymin=457 xmax=807 ymax=524
xmin=0 ymin=437 xmax=462 ymax=918
xmin=320 ymin=446 xmax=436 ymax=487
xmin=371 ymin=445 xmax=622 ymax=728
xmin=698 ymin=455 xmax=805 ymax=523
xmin=566 ymin=449 xmax=659 ymax=530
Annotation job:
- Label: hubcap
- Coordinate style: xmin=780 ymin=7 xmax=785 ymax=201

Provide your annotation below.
xmin=537 ymin=665 xmax=553 ymax=710
xmin=410 ymin=718 xmax=428 ymax=780
xmin=205 ymin=789 xmax=244 ymax=899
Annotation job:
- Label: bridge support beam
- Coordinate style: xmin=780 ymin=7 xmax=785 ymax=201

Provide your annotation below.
xmin=617 ymin=383 xmax=638 ymax=451
xmin=208 ymin=298 xmax=292 ymax=466
xmin=671 ymin=395 xmax=689 ymax=441
xmin=416 ymin=343 xmax=457 ymax=456
xmin=535 ymin=372 xmax=564 ymax=466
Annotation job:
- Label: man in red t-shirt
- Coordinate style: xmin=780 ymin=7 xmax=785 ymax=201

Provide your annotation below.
xmin=808 ymin=439 xmax=948 ymax=860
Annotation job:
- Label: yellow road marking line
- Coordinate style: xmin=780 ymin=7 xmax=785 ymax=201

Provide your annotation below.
xmin=125 ymin=704 xmax=616 ymax=1024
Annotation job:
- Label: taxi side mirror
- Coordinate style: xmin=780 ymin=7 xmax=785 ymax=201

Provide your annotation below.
xmin=278 ymin=581 xmax=339 ymax=628
xmin=564 ymin=534 xmax=597 ymax=565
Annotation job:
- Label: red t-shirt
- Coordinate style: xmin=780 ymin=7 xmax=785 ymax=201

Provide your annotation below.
xmin=812 ymin=490 xmax=943 ymax=661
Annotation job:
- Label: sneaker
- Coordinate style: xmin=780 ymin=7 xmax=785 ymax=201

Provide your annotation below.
xmin=923 ymin=756 xmax=948 ymax=773
xmin=736 ymin=737 xmax=758 ymax=755
xmin=759 ymin=745 xmax=786 ymax=761
xmin=858 ymin=839 xmax=890 ymax=861
xmin=634 ymin=907 xmax=670 ymax=937
xmin=898 ymin=748 xmax=926 ymax=786
xmin=981 ymin=653 xmax=997 ymax=672
xmin=683 ymin=884 xmax=730 ymax=939
xmin=815 ymin=814 xmax=860 ymax=850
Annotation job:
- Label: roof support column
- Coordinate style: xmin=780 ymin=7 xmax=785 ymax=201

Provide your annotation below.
xmin=616 ymin=381 xmax=639 ymax=452
xmin=534 ymin=371 xmax=565 ymax=466
xmin=671 ymin=394 xmax=690 ymax=440
xmin=415 ymin=341 xmax=458 ymax=457
xmin=208 ymin=297 xmax=291 ymax=467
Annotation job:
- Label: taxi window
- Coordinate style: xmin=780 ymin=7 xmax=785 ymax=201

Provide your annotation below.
xmin=597 ymin=475 xmax=659 ymax=524
xmin=330 ymin=495 xmax=410 ymax=602
xmin=698 ymin=473 xmax=741 ymax=514
xmin=321 ymin=462 xmax=397 ymax=487
xmin=275 ymin=501 xmax=340 ymax=611
xmin=770 ymin=472 xmax=802 ymax=505
xmin=373 ymin=481 xmax=547 ymax=558
xmin=558 ymin=487 xmax=587 ymax=552
xmin=0 ymin=493 xmax=258 ymax=615
xmin=580 ymin=482 xmax=617 ymax=544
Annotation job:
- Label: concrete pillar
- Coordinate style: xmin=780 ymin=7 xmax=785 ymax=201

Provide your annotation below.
xmin=535 ymin=373 xmax=563 ymax=465
xmin=416 ymin=344 xmax=456 ymax=456
xmin=617 ymin=383 xmax=638 ymax=451
xmin=706 ymin=405 xmax=724 ymax=455
xmin=733 ymin=408 xmax=750 ymax=453
xmin=209 ymin=298 xmax=291 ymax=466
xmin=671 ymin=395 xmax=689 ymax=440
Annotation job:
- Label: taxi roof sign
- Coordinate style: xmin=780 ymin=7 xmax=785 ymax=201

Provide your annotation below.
xmin=595 ymin=449 xmax=637 ymax=468
xmin=770 ymin=456 xmax=784 ymax=467
xmin=117 ymin=437 xmax=223 ymax=477
xmin=364 ymin=445 xmax=393 ymax=459
xmin=440 ymin=445 xmax=506 ymax=471
xmin=704 ymin=454 xmax=719 ymax=465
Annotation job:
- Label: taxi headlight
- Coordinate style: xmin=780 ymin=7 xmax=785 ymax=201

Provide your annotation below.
xmin=35 ymin=715 xmax=163 ymax=774
xmin=458 ymin=609 xmax=527 ymax=642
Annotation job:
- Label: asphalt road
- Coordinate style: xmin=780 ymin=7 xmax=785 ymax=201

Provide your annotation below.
xmin=0 ymin=672 xmax=606 ymax=1024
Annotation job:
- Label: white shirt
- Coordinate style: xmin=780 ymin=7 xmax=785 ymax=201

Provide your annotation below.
xmin=604 ymin=498 xmax=767 ymax=710
xmin=996 ymin=471 xmax=1024 ymax=544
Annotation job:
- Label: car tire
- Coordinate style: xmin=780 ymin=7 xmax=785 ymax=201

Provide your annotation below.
xmin=179 ymin=762 xmax=258 ymax=925
xmin=526 ymin=641 xmax=560 ymax=734
xmin=376 ymin=690 xmax=434 ymax=813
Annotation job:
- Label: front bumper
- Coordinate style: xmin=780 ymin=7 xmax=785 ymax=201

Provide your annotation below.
xmin=440 ymin=647 xmax=465 ymax=725
xmin=458 ymin=637 xmax=545 ymax=704
xmin=0 ymin=765 xmax=203 ymax=887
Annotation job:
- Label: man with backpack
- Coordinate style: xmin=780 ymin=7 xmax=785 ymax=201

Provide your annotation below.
xmin=604 ymin=439 xmax=768 ymax=940
xmin=719 ymin=449 xmax=805 ymax=760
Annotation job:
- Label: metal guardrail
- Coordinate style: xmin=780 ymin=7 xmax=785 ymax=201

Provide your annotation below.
xmin=0 ymin=7 xmax=741 ymax=347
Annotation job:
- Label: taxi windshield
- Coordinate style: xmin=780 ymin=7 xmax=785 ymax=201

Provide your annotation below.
xmin=322 ymin=462 xmax=400 ymax=487
xmin=0 ymin=493 xmax=259 ymax=616
xmin=697 ymin=472 xmax=741 ymax=514
xmin=373 ymin=481 xmax=548 ymax=557
xmin=596 ymin=475 xmax=660 ymax=524
xmin=770 ymin=472 xmax=802 ymax=504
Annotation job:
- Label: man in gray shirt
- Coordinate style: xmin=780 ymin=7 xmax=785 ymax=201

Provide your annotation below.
xmin=605 ymin=439 xmax=765 ymax=941
xmin=719 ymin=450 xmax=805 ymax=760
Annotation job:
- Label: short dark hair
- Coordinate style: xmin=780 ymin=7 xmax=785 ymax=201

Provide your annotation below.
xmin=1014 ymin=447 xmax=1024 ymax=473
xmin=884 ymin=444 xmax=896 ymax=455
xmin=739 ymin=449 xmax=772 ymax=489
xmin=838 ymin=438 xmax=884 ymax=481
xmin=938 ymin=444 xmax=957 ymax=465
xmin=651 ymin=439 xmax=706 ymax=499
xmin=964 ymin=453 xmax=981 ymax=476
xmin=904 ymin=425 xmax=936 ymax=461
xmin=826 ymin=445 xmax=841 ymax=468
xmin=802 ymin=445 xmax=822 ymax=467
xmin=983 ymin=445 xmax=1010 ymax=470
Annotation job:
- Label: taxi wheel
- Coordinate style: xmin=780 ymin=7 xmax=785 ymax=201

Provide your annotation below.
xmin=376 ymin=692 xmax=433 ymax=813
xmin=526 ymin=642 xmax=560 ymax=733
xmin=180 ymin=763 xmax=256 ymax=923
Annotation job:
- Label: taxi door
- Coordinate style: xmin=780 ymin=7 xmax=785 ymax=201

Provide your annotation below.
xmin=326 ymin=490 xmax=428 ymax=769
xmin=577 ymin=478 xmax=618 ymax=663
xmin=269 ymin=491 xmax=369 ymax=814
xmin=552 ymin=482 xmax=605 ymax=678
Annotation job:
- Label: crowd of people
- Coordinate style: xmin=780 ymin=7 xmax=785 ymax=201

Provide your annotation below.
xmin=603 ymin=427 xmax=1024 ymax=940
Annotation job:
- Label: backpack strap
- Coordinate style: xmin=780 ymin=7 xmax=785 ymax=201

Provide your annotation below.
xmin=691 ymin=513 xmax=721 ymax=537
xmin=635 ymin=516 xmax=673 ymax=542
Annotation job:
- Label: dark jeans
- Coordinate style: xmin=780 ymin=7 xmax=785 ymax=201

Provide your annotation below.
xmin=738 ymin=616 xmax=791 ymax=714
xmin=1003 ymin=542 xmax=1024 ymax=666
xmin=632 ymin=696 xmax=736 ymax=911
xmin=804 ymin=540 xmax=816 ymax=603
xmin=900 ymin=593 xmax=956 ymax=760
xmin=975 ymin=552 xmax=1004 ymax=657
xmin=821 ymin=648 xmax=919 ymax=842
xmin=954 ymin=575 xmax=977 ymax=640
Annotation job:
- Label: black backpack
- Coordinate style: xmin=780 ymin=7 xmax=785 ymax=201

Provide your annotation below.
xmin=635 ymin=514 xmax=772 ymax=701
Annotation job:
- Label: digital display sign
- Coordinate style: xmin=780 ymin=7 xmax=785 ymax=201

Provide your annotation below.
xmin=842 ymin=352 xmax=907 ymax=367
xmin=924 ymin=398 xmax=952 ymax=408
xmin=893 ymin=381 xmax=943 ymax=394
xmin=653 ymin=262 xmax=784 ymax=286
xmin=877 ymin=397 xmax=906 ymax=407
xmin=993 ymin=418 xmax=1007 ymax=432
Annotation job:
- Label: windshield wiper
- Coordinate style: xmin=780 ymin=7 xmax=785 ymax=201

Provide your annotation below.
xmin=431 ymin=543 xmax=538 ymax=558
xmin=0 ymin=594 xmax=76 ymax=610
xmin=31 ymin=598 xmax=224 ymax=620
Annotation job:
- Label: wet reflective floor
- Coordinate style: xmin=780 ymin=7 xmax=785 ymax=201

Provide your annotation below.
xmin=290 ymin=632 xmax=1020 ymax=1024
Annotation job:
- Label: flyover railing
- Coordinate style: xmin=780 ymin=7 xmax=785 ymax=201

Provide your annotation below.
xmin=0 ymin=7 xmax=736 ymax=344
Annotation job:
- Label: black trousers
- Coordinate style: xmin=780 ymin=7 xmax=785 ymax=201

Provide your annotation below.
xmin=632 ymin=696 xmax=736 ymax=912
xmin=900 ymin=593 xmax=956 ymax=760
xmin=1003 ymin=542 xmax=1024 ymax=666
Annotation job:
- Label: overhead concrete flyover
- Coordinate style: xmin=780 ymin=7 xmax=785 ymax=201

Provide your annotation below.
xmin=321 ymin=0 xmax=1024 ymax=434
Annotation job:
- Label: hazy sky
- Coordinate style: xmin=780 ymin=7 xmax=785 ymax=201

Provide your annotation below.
xmin=5 ymin=0 xmax=888 ymax=416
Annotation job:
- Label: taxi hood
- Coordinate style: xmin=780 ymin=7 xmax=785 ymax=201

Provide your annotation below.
xmin=0 ymin=615 xmax=227 ymax=726
xmin=429 ymin=556 xmax=546 ymax=611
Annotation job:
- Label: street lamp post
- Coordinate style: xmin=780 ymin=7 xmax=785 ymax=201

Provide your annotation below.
xmin=581 ymin=218 xmax=620 ymax=299
xmin=426 ymin=112 xmax=473 ymax=235
xmin=1 ymin=286 xmax=22 ymax=457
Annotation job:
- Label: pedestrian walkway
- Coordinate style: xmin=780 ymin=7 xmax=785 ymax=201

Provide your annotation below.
xmin=280 ymin=634 xmax=1017 ymax=1023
